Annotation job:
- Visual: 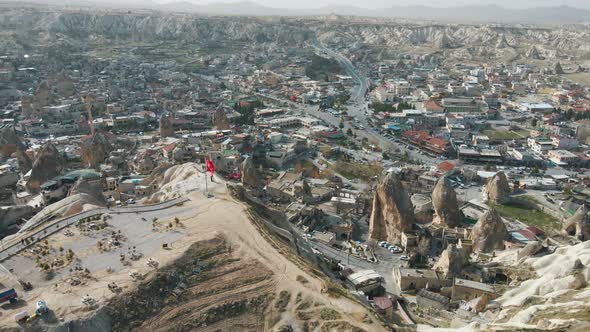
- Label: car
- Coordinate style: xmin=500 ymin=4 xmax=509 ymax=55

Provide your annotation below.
xmin=400 ymin=255 xmax=410 ymax=261
xmin=378 ymin=241 xmax=387 ymax=247
xmin=390 ymin=248 xmax=402 ymax=254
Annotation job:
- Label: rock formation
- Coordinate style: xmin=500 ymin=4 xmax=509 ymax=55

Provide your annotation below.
xmin=159 ymin=115 xmax=174 ymax=138
xmin=432 ymin=176 xmax=463 ymax=227
xmin=69 ymin=177 xmax=106 ymax=206
xmin=241 ymin=156 xmax=262 ymax=188
xmin=562 ymin=205 xmax=590 ymax=241
xmin=483 ymin=171 xmax=511 ymax=205
xmin=368 ymin=173 xmax=415 ymax=243
xmin=0 ymin=205 xmax=35 ymax=232
xmin=172 ymin=145 xmax=194 ymax=163
xmin=214 ymin=109 xmax=230 ymax=130
xmin=434 ymin=33 xmax=452 ymax=49
xmin=495 ymin=35 xmax=510 ymax=48
xmin=517 ymin=241 xmax=545 ymax=261
xmin=554 ymin=62 xmax=565 ymax=75
xmin=16 ymin=148 xmax=32 ymax=174
xmin=26 ymin=142 xmax=66 ymax=192
xmin=433 ymin=244 xmax=468 ymax=279
xmin=526 ymin=46 xmax=542 ymax=60
xmin=0 ymin=125 xmax=24 ymax=160
xmin=470 ymin=208 xmax=508 ymax=253
xmin=80 ymin=132 xmax=114 ymax=168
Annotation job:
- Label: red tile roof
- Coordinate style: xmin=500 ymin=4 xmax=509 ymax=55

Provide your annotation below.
xmin=437 ymin=161 xmax=456 ymax=172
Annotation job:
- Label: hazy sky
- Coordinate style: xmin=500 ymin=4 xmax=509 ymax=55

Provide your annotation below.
xmin=175 ymin=0 xmax=590 ymax=9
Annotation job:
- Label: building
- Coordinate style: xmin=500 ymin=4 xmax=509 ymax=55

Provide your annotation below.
xmin=519 ymin=103 xmax=554 ymax=113
xmin=548 ymin=150 xmax=578 ymax=166
xmin=372 ymin=297 xmax=395 ymax=318
xmin=394 ymin=268 xmax=452 ymax=292
xmin=417 ymin=289 xmax=450 ymax=311
xmin=451 ymin=278 xmax=497 ymax=302
xmin=346 ymin=270 xmax=384 ymax=294
xmin=442 ymin=98 xmax=487 ymax=113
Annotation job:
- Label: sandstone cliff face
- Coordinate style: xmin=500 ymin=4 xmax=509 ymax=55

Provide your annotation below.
xmin=483 ymin=171 xmax=511 ymax=205
xmin=16 ymin=148 xmax=32 ymax=174
xmin=432 ymin=176 xmax=462 ymax=227
xmin=27 ymin=142 xmax=66 ymax=192
xmin=470 ymin=208 xmax=508 ymax=253
xmin=562 ymin=205 xmax=590 ymax=241
xmin=433 ymin=244 xmax=468 ymax=279
xmin=241 ymin=156 xmax=262 ymax=189
xmin=368 ymin=173 xmax=415 ymax=243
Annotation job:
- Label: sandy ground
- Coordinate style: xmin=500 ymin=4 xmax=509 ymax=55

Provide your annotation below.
xmin=0 ymin=170 xmax=385 ymax=331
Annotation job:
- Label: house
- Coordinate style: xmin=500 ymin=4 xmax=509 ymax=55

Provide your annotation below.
xmin=346 ymin=270 xmax=384 ymax=294
xmin=417 ymin=289 xmax=450 ymax=311
xmin=548 ymin=150 xmax=578 ymax=166
xmin=372 ymin=297 xmax=395 ymax=318
xmin=394 ymin=268 xmax=452 ymax=292
xmin=451 ymin=278 xmax=497 ymax=302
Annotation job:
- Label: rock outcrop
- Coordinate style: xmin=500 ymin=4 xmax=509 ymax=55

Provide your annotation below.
xmin=526 ymin=46 xmax=542 ymax=59
xmin=368 ymin=173 xmax=415 ymax=243
xmin=517 ymin=241 xmax=545 ymax=261
xmin=483 ymin=171 xmax=511 ymax=205
xmin=432 ymin=176 xmax=463 ymax=227
xmin=554 ymin=62 xmax=565 ymax=75
xmin=495 ymin=35 xmax=510 ymax=48
xmin=172 ymin=145 xmax=194 ymax=163
xmin=433 ymin=244 xmax=468 ymax=279
xmin=80 ymin=132 xmax=114 ymax=168
xmin=241 ymin=156 xmax=262 ymax=189
xmin=0 ymin=125 xmax=24 ymax=160
xmin=69 ymin=177 xmax=106 ymax=206
xmin=16 ymin=148 xmax=32 ymax=174
xmin=0 ymin=205 xmax=35 ymax=232
xmin=562 ymin=205 xmax=590 ymax=241
xmin=159 ymin=115 xmax=174 ymax=138
xmin=470 ymin=208 xmax=508 ymax=253
xmin=26 ymin=142 xmax=66 ymax=192
xmin=214 ymin=109 xmax=230 ymax=130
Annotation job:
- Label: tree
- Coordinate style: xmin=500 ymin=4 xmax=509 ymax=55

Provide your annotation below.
xmin=531 ymin=118 xmax=538 ymax=127
xmin=346 ymin=128 xmax=353 ymax=136
xmin=339 ymin=120 xmax=344 ymax=130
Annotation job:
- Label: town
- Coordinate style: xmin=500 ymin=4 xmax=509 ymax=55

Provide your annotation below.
xmin=0 ymin=4 xmax=589 ymax=332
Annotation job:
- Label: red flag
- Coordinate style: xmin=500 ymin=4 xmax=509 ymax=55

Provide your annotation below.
xmin=205 ymin=159 xmax=215 ymax=176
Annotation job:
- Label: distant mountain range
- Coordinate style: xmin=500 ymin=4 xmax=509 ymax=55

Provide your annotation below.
xmin=5 ymin=0 xmax=590 ymax=24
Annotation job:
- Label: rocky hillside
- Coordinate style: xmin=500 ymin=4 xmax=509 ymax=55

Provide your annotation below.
xmin=0 ymin=7 xmax=588 ymax=60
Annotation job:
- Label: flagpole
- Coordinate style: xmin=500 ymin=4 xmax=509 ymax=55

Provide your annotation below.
xmin=204 ymin=162 xmax=208 ymax=194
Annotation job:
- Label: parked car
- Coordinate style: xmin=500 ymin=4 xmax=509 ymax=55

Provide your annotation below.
xmin=400 ymin=255 xmax=410 ymax=261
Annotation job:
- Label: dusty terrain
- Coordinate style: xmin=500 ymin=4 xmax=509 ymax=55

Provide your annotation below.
xmin=0 ymin=171 xmax=385 ymax=331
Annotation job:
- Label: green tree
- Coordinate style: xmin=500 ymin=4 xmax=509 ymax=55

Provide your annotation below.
xmin=346 ymin=128 xmax=353 ymax=136
xmin=531 ymin=118 xmax=538 ymax=127
xmin=339 ymin=120 xmax=344 ymax=130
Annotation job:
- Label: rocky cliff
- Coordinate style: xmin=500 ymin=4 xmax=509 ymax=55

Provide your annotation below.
xmin=26 ymin=142 xmax=66 ymax=192
xmin=432 ymin=176 xmax=463 ymax=228
xmin=470 ymin=208 xmax=508 ymax=253
xmin=368 ymin=173 xmax=415 ymax=243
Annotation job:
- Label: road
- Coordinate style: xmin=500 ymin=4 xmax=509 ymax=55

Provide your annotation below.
xmin=299 ymin=230 xmax=403 ymax=295
xmin=306 ymin=45 xmax=441 ymax=167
